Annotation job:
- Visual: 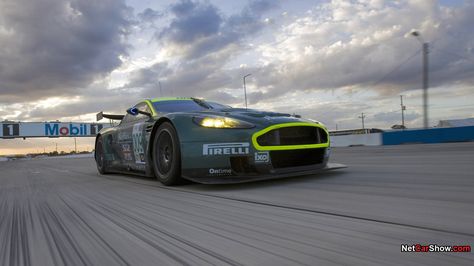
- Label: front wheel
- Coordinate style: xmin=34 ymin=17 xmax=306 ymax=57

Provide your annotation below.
xmin=152 ymin=122 xmax=182 ymax=185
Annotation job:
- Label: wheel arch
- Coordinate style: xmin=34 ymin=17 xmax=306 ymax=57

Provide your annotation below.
xmin=147 ymin=117 xmax=175 ymax=166
xmin=94 ymin=131 xmax=114 ymax=161
xmin=94 ymin=133 xmax=102 ymax=161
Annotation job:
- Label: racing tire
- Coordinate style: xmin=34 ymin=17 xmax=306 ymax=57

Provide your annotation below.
xmin=152 ymin=122 xmax=182 ymax=185
xmin=95 ymin=136 xmax=109 ymax=174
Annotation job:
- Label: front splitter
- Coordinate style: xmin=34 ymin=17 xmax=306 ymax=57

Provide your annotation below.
xmin=182 ymin=163 xmax=347 ymax=184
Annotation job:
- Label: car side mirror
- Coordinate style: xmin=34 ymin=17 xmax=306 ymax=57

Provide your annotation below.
xmin=127 ymin=107 xmax=152 ymax=118
xmin=127 ymin=107 xmax=139 ymax=116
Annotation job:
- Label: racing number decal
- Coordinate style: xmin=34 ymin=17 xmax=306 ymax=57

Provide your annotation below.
xmin=132 ymin=123 xmax=146 ymax=164
xmin=2 ymin=123 xmax=20 ymax=137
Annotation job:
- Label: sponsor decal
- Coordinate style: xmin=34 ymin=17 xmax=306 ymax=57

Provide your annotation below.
xmin=203 ymin=143 xmax=249 ymax=156
xmin=132 ymin=123 xmax=146 ymax=164
xmin=135 ymin=164 xmax=146 ymax=171
xmin=254 ymin=151 xmax=270 ymax=163
xmin=2 ymin=123 xmax=19 ymax=137
xmin=121 ymin=144 xmax=133 ymax=161
xmin=122 ymin=144 xmax=131 ymax=152
xmin=118 ymin=131 xmax=132 ymax=142
xmin=208 ymin=168 xmax=232 ymax=176
xmin=44 ymin=123 xmax=103 ymax=136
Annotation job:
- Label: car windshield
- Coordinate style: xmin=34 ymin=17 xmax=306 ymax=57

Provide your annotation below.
xmin=152 ymin=100 xmax=212 ymax=113
xmin=208 ymin=102 xmax=232 ymax=109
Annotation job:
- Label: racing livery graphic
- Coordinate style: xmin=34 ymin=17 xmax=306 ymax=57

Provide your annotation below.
xmin=95 ymin=97 xmax=345 ymax=185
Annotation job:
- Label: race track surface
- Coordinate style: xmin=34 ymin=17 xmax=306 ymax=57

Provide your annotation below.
xmin=1 ymin=143 xmax=473 ymax=265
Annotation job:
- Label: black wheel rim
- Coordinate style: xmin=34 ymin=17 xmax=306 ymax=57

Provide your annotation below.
xmin=156 ymin=131 xmax=173 ymax=174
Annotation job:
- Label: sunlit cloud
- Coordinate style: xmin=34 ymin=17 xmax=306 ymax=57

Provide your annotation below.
xmin=1 ymin=0 xmax=474 ymax=154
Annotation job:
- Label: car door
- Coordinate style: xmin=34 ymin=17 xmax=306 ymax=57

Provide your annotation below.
xmin=111 ymin=102 xmax=151 ymax=172
xmin=110 ymin=109 xmax=135 ymax=170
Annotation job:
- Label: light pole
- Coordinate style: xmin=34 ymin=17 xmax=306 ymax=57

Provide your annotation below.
xmin=358 ymin=112 xmax=366 ymax=131
xmin=243 ymin=74 xmax=251 ymax=109
xmin=400 ymin=95 xmax=406 ymax=128
xmin=411 ymin=31 xmax=429 ymax=129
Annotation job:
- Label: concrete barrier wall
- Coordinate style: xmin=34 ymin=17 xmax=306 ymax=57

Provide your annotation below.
xmin=331 ymin=133 xmax=382 ymax=147
xmin=382 ymin=126 xmax=474 ymax=145
xmin=330 ymin=126 xmax=474 ymax=147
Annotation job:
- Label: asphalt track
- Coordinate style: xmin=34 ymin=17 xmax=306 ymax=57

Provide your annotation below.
xmin=1 ymin=143 xmax=473 ymax=266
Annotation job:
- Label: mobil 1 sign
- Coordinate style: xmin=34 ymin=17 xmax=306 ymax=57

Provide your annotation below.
xmin=44 ymin=123 xmax=104 ymax=137
xmin=2 ymin=123 xmax=20 ymax=137
xmin=0 ymin=122 xmax=108 ymax=138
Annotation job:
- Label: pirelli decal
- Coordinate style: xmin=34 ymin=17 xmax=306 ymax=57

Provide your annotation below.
xmin=203 ymin=143 xmax=250 ymax=156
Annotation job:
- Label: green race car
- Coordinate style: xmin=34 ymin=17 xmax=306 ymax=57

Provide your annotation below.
xmin=95 ymin=97 xmax=344 ymax=185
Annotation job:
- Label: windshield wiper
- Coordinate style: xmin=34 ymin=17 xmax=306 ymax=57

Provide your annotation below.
xmin=191 ymin=97 xmax=213 ymax=109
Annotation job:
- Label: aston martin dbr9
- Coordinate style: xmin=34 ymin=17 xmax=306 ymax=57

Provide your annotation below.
xmin=94 ymin=97 xmax=344 ymax=185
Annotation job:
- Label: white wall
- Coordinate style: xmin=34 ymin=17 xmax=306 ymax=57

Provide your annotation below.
xmin=330 ymin=133 xmax=382 ymax=147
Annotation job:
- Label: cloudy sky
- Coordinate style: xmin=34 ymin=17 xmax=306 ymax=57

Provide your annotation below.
xmin=1 ymin=0 xmax=473 ymax=154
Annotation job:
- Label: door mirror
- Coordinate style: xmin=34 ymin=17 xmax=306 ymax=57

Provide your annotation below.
xmin=126 ymin=107 xmax=139 ymax=116
xmin=127 ymin=107 xmax=152 ymax=118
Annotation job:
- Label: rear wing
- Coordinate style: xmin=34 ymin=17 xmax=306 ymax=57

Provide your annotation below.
xmin=96 ymin=112 xmax=124 ymax=121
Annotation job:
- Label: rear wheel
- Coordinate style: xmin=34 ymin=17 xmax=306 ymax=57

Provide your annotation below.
xmin=152 ymin=122 xmax=182 ymax=185
xmin=95 ymin=136 xmax=109 ymax=174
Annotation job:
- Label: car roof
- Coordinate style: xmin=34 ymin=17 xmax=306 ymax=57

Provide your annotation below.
xmin=149 ymin=97 xmax=193 ymax=103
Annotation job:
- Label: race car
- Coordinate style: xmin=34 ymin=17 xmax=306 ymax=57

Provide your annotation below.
xmin=94 ymin=97 xmax=345 ymax=185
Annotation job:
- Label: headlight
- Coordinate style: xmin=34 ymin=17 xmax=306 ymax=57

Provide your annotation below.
xmin=193 ymin=116 xmax=254 ymax=129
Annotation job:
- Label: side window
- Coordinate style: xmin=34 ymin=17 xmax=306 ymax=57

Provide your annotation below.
xmin=120 ymin=102 xmax=150 ymax=125
xmin=136 ymin=102 xmax=151 ymax=120
xmin=135 ymin=103 xmax=151 ymax=119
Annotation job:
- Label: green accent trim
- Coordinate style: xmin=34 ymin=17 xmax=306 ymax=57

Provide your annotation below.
xmin=150 ymin=97 xmax=192 ymax=102
xmin=252 ymin=122 xmax=330 ymax=151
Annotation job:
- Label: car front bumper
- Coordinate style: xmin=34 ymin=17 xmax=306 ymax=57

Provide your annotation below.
xmin=181 ymin=163 xmax=346 ymax=184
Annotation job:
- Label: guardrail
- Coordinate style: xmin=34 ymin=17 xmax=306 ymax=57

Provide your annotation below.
xmin=382 ymin=126 xmax=474 ymax=145
xmin=331 ymin=126 xmax=474 ymax=147
xmin=331 ymin=133 xmax=382 ymax=147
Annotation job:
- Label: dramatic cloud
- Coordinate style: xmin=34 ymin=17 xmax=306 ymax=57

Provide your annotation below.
xmin=159 ymin=0 xmax=222 ymax=45
xmin=1 ymin=0 xmax=473 ymax=139
xmin=0 ymin=0 xmax=132 ymax=103
xmin=124 ymin=0 xmax=474 ymax=113
xmin=254 ymin=0 xmax=474 ymax=98
xmin=124 ymin=0 xmax=278 ymax=97
xmin=137 ymin=8 xmax=163 ymax=23
xmin=157 ymin=0 xmax=278 ymax=59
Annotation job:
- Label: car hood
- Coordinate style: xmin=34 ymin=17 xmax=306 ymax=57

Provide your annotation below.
xmin=176 ymin=108 xmax=321 ymax=128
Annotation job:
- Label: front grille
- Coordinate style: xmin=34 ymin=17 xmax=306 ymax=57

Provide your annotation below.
xmin=270 ymin=148 xmax=325 ymax=168
xmin=256 ymin=126 xmax=328 ymax=146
